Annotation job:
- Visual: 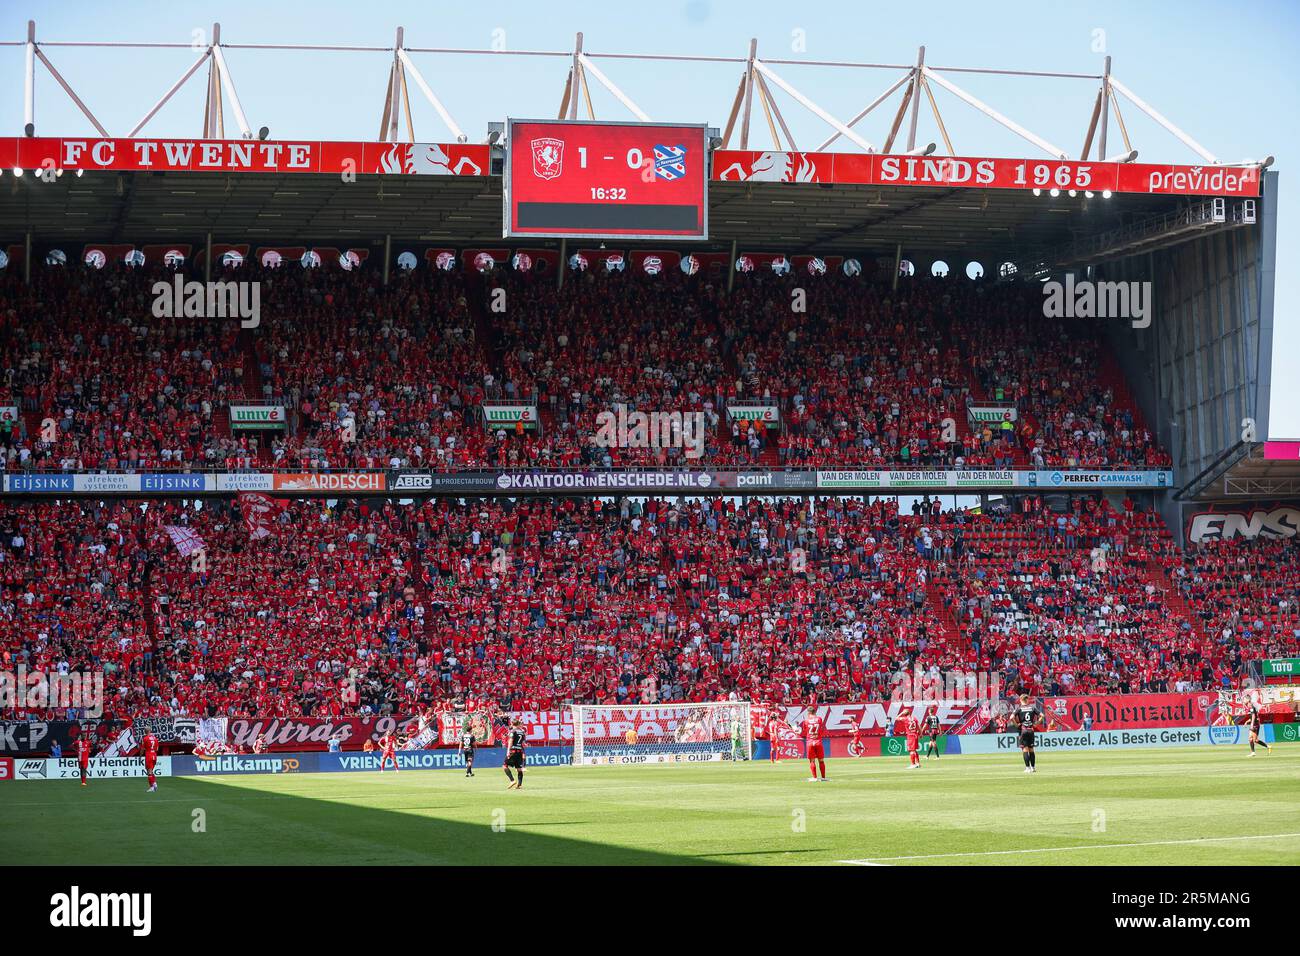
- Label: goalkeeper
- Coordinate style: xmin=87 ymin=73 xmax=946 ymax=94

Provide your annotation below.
xmin=730 ymin=715 xmax=748 ymax=761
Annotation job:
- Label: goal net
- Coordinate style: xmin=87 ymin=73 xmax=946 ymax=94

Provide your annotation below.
xmin=571 ymin=702 xmax=752 ymax=766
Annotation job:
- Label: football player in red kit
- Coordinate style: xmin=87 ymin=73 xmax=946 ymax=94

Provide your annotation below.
xmin=378 ymin=732 xmax=399 ymax=772
xmin=767 ymin=712 xmax=783 ymax=764
xmin=901 ymin=713 xmax=921 ymax=769
xmin=801 ymin=710 xmax=827 ymax=781
xmin=847 ymin=716 xmax=867 ymax=757
xmin=76 ymin=735 xmax=93 ymax=787
xmin=143 ymin=732 xmax=160 ymax=792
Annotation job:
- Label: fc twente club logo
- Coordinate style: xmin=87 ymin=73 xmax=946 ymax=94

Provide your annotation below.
xmin=531 ymin=138 xmax=564 ymax=180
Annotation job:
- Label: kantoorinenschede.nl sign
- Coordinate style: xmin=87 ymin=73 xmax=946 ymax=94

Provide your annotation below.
xmin=0 ymin=468 xmax=1175 ymax=496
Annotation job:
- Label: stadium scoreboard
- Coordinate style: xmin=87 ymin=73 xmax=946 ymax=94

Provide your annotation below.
xmin=504 ymin=119 xmax=708 ymax=240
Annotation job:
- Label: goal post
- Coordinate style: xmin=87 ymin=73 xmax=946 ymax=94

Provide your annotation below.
xmin=571 ymin=702 xmax=752 ymax=766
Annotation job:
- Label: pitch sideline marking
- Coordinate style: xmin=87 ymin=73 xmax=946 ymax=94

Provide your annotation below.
xmin=839 ymin=831 xmax=1300 ymax=864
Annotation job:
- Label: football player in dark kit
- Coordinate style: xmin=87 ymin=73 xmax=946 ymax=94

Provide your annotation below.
xmin=458 ymin=721 xmax=476 ymax=777
xmin=922 ymin=704 xmax=942 ymax=759
xmin=1012 ymin=694 xmax=1043 ymax=773
xmin=503 ymin=718 xmax=527 ymax=790
xmin=1246 ymin=701 xmax=1272 ymax=756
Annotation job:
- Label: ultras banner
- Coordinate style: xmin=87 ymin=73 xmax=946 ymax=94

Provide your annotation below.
xmin=0 ymin=695 xmax=1203 ymax=758
xmin=0 ymin=720 xmax=125 ymax=755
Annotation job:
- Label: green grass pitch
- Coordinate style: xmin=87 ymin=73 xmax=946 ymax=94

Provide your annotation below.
xmin=4 ymin=746 xmax=1298 ymax=865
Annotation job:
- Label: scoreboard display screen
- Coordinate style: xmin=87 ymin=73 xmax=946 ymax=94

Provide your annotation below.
xmin=505 ymin=119 xmax=708 ymax=240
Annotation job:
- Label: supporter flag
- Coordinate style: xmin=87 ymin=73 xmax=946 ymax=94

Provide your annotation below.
xmin=401 ymin=722 xmax=439 ymax=750
xmin=239 ymin=492 xmax=285 ymax=540
xmin=102 ymin=726 xmax=138 ymax=757
xmin=163 ymin=525 xmax=206 ymax=558
xmin=767 ymin=718 xmax=804 ymax=761
xmin=491 ymin=713 xmax=513 ymax=746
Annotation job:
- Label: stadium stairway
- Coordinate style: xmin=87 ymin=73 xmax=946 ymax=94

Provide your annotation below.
xmin=962 ymin=376 xmax=1031 ymax=468
xmin=21 ymin=409 xmax=43 ymax=444
xmin=210 ymin=404 xmax=232 ymax=439
xmin=239 ymin=328 xmax=264 ymax=403
xmin=404 ymin=527 xmax=433 ymax=610
xmin=236 ymin=328 xmax=277 ymax=464
xmin=464 ymin=269 xmax=505 ymax=373
xmin=924 ymin=583 xmax=966 ymax=652
xmin=1097 ymin=347 xmax=1154 ymax=434
xmin=1145 ymin=557 xmax=1207 ymax=643
xmin=538 ymin=404 xmax=559 ymax=441
xmin=754 ymin=436 xmax=780 ymax=467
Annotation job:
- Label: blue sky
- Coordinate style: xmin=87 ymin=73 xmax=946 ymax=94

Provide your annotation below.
xmin=2 ymin=0 xmax=1296 ymax=438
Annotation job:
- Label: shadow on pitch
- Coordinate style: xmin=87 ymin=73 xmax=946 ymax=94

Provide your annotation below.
xmin=8 ymin=776 xmax=723 ymax=866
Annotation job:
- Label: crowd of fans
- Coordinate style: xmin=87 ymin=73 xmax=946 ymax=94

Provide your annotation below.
xmin=1175 ymin=536 xmax=1300 ymax=671
xmin=0 ymin=266 xmax=243 ymax=471
xmin=0 ymin=259 xmax=1170 ymax=472
xmin=1 ymin=493 xmax=1292 ymax=725
xmin=0 ymin=253 xmax=1283 ymax=734
xmin=929 ymin=495 xmax=1239 ymax=696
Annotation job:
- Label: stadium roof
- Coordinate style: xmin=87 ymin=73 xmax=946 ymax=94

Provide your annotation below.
xmin=1180 ymin=443 xmax=1300 ymax=502
xmin=0 ymin=169 xmax=1198 ymax=266
xmin=0 ymin=22 xmax=1268 ymax=271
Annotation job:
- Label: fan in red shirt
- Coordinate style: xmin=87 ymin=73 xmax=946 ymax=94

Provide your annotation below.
xmin=76 ymin=735 xmax=93 ymax=787
xmin=378 ymin=732 xmax=400 ymax=773
xmin=801 ymin=709 xmax=827 ymax=781
xmin=900 ymin=714 xmax=921 ymax=769
xmin=142 ymin=733 xmax=160 ymax=793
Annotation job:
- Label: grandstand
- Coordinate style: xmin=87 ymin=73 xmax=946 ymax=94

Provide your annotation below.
xmin=0 ymin=22 xmax=1294 ymax=757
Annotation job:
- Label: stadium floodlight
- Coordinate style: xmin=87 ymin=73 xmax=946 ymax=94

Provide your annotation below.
xmin=1032 ymin=187 xmax=1041 ymax=196
xmin=572 ymin=701 xmax=752 ymax=765
xmin=258 ymin=126 xmax=270 ymax=141
xmin=1049 ymin=187 xmax=1060 ymax=197
xmin=1104 ymin=149 xmax=1139 ymax=163
xmin=23 ymin=122 xmax=33 ymax=137
xmin=1101 ymin=189 xmax=1113 ymax=198
xmin=905 ymin=142 xmax=937 ymax=156
xmin=12 ymin=167 xmax=22 ymax=177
